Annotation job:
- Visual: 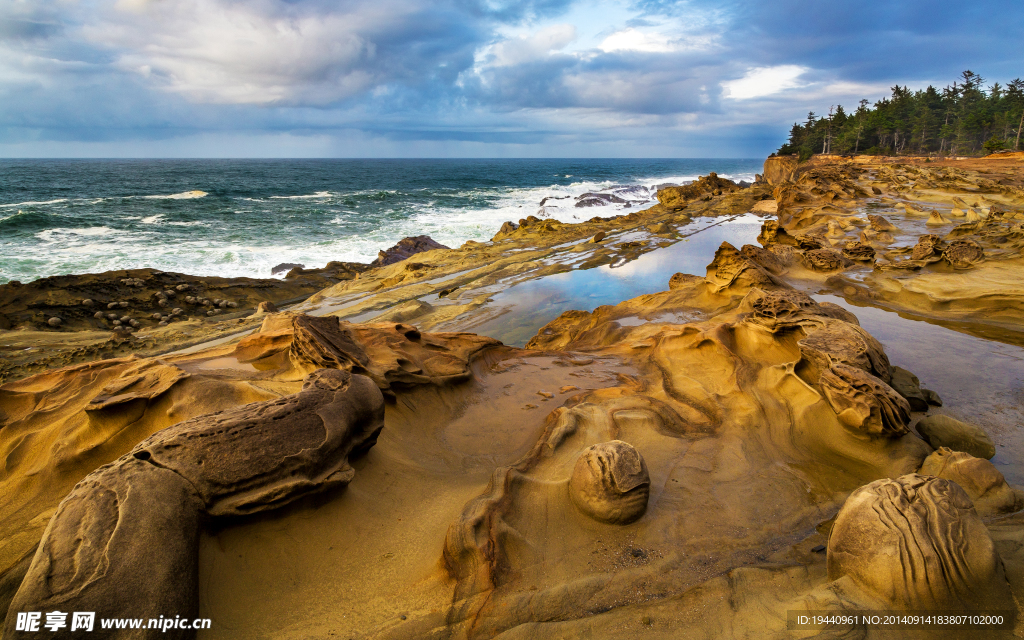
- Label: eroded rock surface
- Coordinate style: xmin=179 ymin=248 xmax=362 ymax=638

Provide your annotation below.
xmin=568 ymin=440 xmax=650 ymax=524
xmin=916 ymin=414 xmax=996 ymax=459
xmin=4 ymin=369 xmax=384 ymax=639
xmin=827 ymin=474 xmax=1013 ymax=611
xmin=920 ymin=447 xmax=1022 ymax=516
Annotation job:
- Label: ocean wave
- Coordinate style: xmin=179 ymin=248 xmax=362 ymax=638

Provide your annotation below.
xmin=141 ymin=215 xmax=165 ymax=224
xmin=34 ymin=226 xmax=138 ymax=242
xmin=269 ymin=191 xmax=333 ymax=200
xmin=142 ymin=190 xmax=208 ymax=200
xmin=0 ymin=198 xmax=69 ymax=208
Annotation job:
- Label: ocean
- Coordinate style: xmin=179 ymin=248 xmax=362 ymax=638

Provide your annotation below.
xmin=0 ymin=158 xmax=762 ymax=284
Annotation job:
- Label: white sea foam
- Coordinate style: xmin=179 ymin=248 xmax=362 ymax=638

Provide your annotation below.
xmin=269 ymin=191 xmax=333 ymax=200
xmin=0 ymin=198 xmax=69 ymax=208
xmin=142 ymin=190 xmax=208 ymax=200
xmin=141 ymin=215 xmax=165 ymax=224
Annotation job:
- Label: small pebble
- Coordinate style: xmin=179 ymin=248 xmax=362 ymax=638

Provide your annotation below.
xmin=151 ymin=313 xmax=162 ymax=320
xmin=94 ymin=311 xmax=106 ymax=319
xmin=157 ymin=299 xmax=169 ymax=308
xmin=175 ymin=284 xmax=189 ymax=291
xmin=811 ymin=544 xmax=826 ymax=553
xmin=47 ymin=317 xmax=62 ymax=327
xmin=158 ymin=321 xmax=168 ymax=326
xmin=82 ymin=299 xmax=94 ymax=306
xmin=113 ymin=320 xmax=122 ymax=326
xmin=559 ymin=385 xmax=579 ymax=393
xmin=120 ymin=316 xmax=131 ymax=323
xmin=537 ymin=391 xmax=554 ymax=399
xmin=118 ymin=301 xmax=128 ymax=308
xmin=108 ymin=302 xmax=119 ymax=309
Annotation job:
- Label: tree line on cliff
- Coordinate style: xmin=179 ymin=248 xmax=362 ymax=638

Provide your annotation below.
xmin=777 ymin=71 xmax=1024 ymax=160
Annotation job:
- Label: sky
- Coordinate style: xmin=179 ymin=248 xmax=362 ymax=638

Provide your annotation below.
xmin=0 ymin=0 xmax=1021 ymax=158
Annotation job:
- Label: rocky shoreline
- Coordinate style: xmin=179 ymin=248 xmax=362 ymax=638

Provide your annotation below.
xmin=3 ymin=154 xmax=1024 ymax=639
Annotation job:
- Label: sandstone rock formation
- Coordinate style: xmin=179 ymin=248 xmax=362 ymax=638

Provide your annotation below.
xmin=370 ymin=235 xmax=450 ymax=267
xmin=4 ymin=369 xmax=384 ymax=639
xmin=568 ymin=440 xmax=650 ymax=524
xmin=916 ymin=414 xmax=997 ymax=459
xmin=920 ymin=447 xmax=1022 ymax=516
xmin=656 ymin=172 xmax=740 ymax=209
xmin=827 ymin=474 xmax=1013 ymax=611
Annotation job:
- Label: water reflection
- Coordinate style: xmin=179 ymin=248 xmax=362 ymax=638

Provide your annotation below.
xmin=816 ymin=295 xmax=1024 ymax=484
xmin=462 ymin=215 xmax=765 ymax=346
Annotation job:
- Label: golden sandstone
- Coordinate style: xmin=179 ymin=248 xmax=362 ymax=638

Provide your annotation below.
xmin=3 ymin=152 xmax=1024 ymax=638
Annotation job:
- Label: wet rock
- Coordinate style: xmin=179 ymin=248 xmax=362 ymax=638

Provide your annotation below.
xmin=371 ymin=236 xmax=450 ymax=268
xmin=926 ymin=211 xmax=953 ymax=225
xmin=575 ymin=193 xmax=629 ymax=207
xmin=942 ymin=239 xmax=984 ymax=268
xmin=796 ymin=234 xmax=828 ymax=251
xmin=4 ymin=369 xmax=384 ymax=635
xmin=916 ymin=414 xmax=996 ymax=459
xmin=590 ymin=231 xmax=607 ymax=243
xmin=910 ymin=234 xmax=945 ymax=261
xmin=740 ymin=245 xmax=787 ymax=274
xmin=656 ymin=173 xmax=739 ymax=209
xmin=569 ymin=441 xmax=650 ymax=525
xmin=889 ymin=366 xmax=940 ymax=411
xmin=827 ymin=474 xmax=1012 ymax=610
xmin=802 ymin=248 xmax=844 ymax=271
xmin=705 ymin=242 xmax=781 ymax=292
xmin=496 ymin=221 xmax=519 ymax=237
xmin=867 ymin=214 xmax=896 ymax=231
xmin=819 ymin=362 xmax=910 ymax=436
xmin=254 ymin=301 xmax=279 ymax=315
xmin=757 ymin=219 xmax=798 ymax=246
xmin=272 ymin=263 xmax=304 ymax=275
xmin=668 ymin=273 xmax=703 ymax=290
xmin=841 ymin=241 xmax=875 ymax=261
xmin=919 ymin=447 xmax=1022 ymax=516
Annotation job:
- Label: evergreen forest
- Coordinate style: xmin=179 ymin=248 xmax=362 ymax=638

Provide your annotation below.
xmin=777 ymin=71 xmax=1024 ymax=160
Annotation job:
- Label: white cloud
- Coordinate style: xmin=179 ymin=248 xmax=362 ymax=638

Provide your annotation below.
xmin=488 ymin=24 xmax=577 ymax=67
xmin=87 ymin=1 xmax=379 ymax=104
xmin=721 ymin=65 xmax=808 ymax=100
xmin=599 ymin=28 xmax=674 ymax=53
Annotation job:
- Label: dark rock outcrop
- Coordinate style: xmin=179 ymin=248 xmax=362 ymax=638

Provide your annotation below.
xmin=371 ymin=236 xmax=450 ymax=268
